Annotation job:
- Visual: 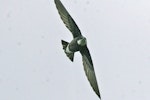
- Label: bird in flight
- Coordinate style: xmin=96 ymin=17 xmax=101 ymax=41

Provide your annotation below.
xmin=54 ymin=0 xmax=101 ymax=99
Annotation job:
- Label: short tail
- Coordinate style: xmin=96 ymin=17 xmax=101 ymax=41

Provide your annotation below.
xmin=61 ymin=40 xmax=74 ymax=62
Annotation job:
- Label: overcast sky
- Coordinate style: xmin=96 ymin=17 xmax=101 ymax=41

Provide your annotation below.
xmin=0 ymin=0 xmax=150 ymax=100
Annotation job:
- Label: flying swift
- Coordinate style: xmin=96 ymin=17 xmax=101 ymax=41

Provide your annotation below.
xmin=54 ymin=0 xmax=101 ymax=99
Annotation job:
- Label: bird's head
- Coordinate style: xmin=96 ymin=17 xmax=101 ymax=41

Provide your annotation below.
xmin=77 ymin=37 xmax=87 ymax=46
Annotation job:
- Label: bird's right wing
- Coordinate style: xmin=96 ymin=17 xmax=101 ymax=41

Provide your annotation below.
xmin=54 ymin=0 xmax=81 ymax=38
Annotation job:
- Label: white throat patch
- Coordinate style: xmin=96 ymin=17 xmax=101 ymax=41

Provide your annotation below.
xmin=77 ymin=38 xmax=87 ymax=46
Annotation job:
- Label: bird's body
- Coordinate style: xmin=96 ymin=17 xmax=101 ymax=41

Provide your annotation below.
xmin=66 ymin=36 xmax=87 ymax=53
xmin=61 ymin=36 xmax=87 ymax=61
xmin=54 ymin=0 xmax=101 ymax=99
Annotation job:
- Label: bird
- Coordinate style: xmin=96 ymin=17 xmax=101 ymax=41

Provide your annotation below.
xmin=54 ymin=0 xmax=101 ymax=99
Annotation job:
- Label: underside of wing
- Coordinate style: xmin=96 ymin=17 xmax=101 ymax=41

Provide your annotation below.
xmin=80 ymin=46 xmax=101 ymax=99
xmin=54 ymin=0 xmax=81 ymax=38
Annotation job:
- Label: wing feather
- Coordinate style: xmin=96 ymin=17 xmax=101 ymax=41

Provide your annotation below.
xmin=80 ymin=46 xmax=101 ymax=99
xmin=54 ymin=0 xmax=81 ymax=38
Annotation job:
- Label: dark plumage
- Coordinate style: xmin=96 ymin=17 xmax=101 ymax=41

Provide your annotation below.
xmin=54 ymin=0 xmax=101 ymax=99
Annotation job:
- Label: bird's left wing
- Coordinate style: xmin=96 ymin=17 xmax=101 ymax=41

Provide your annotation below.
xmin=80 ymin=46 xmax=101 ymax=99
xmin=54 ymin=0 xmax=81 ymax=38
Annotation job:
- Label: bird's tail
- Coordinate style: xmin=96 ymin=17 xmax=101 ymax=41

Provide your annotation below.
xmin=61 ymin=40 xmax=74 ymax=62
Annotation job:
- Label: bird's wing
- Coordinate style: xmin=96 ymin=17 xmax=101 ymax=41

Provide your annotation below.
xmin=54 ymin=0 xmax=81 ymax=38
xmin=80 ymin=46 xmax=101 ymax=99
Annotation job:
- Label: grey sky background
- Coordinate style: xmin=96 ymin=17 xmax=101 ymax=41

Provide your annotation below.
xmin=0 ymin=0 xmax=150 ymax=100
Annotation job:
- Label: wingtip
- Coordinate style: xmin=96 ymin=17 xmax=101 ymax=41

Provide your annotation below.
xmin=98 ymin=94 xmax=101 ymax=100
xmin=96 ymin=91 xmax=101 ymax=99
